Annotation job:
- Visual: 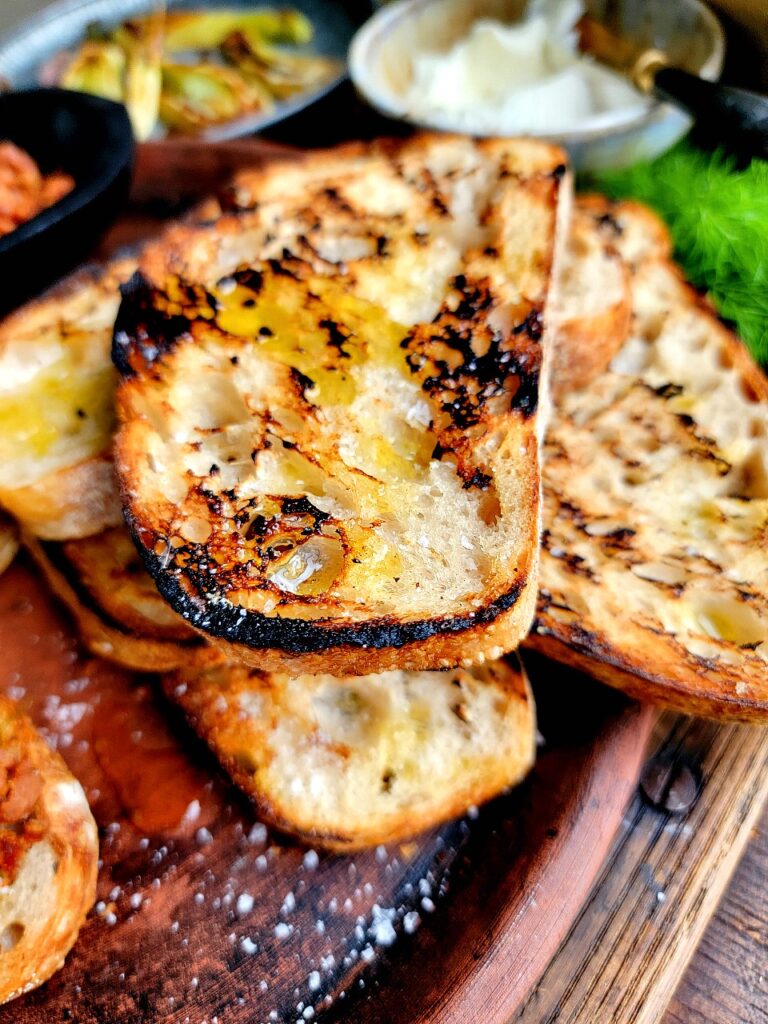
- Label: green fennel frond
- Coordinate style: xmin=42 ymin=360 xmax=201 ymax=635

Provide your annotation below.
xmin=587 ymin=141 xmax=768 ymax=365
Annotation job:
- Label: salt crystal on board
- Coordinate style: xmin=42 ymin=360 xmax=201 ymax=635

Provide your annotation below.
xmin=403 ymin=911 xmax=421 ymax=934
xmin=236 ymin=893 xmax=254 ymax=916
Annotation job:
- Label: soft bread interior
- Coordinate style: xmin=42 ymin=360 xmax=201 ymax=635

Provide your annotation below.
xmin=165 ymin=656 xmax=535 ymax=849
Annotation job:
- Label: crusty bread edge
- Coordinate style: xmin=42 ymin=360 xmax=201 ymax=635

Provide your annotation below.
xmin=525 ymin=628 xmax=766 ymax=723
xmin=0 ymin=455 xmax=122 ymax=542
xmin=23 ymin=533 xmax=223 ymax=673
xmin=0 ymin=696 xmax=97 ymax=1005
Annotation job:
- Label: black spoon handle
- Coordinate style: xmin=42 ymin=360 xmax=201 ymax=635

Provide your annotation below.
xmin=653 ymin=67 xmax=768 ymax=160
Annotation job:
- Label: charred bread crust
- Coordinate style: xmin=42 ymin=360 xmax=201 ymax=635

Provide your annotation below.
xmin=23 ymin=533 xmax=222 ymax=673
xmin=60 ymin=526 xmax=195 ymax=642
xmin=0 ymin=694 xmax=97 ymax=1004
xmin=129 ymin=496 xmax=527 ymax=651
xmin=113 ymin=134 xmax=569 ymax=674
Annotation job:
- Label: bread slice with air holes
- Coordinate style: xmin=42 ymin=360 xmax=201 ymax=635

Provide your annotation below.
xmin=113 ymin=133 xmax=571 ymax=676
xmin=529 ymin=197 xmax=768 ymax=722
xmin=0 ymin=693 xmax=97 ymax=1004
xmin=0 ymin=258 xmax=136 ymax=540
xmin=24 ymin=529 xmax=223 ymax=673
xmin=164 ymin=654 xmax=535 ymax=850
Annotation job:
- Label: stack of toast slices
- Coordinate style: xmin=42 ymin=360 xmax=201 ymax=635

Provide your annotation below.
xmin=0 ymin=133 xmax=766 ymax=999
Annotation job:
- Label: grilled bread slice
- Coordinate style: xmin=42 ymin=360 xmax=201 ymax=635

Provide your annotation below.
xmin=24 ymin=530 xmax=222 ymax=673
xmin=114 ymin=134 xmax=571 ymax=675
xmin=0 ymin=694 xmax=97 ymax=1004
xmin=164 ymin=655 xmax=535 ymax=850
xmin=531 ymin=198 xmax=768 ymax=721
xmin=0 ymin=259 xmax=136 ymax=540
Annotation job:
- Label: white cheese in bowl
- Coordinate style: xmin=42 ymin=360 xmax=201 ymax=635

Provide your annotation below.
xmin=402 ymin=0 xmax=649 ymax=135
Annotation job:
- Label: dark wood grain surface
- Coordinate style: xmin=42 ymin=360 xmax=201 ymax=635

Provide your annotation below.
xmin=512 ymin=711 xmax=768 ymax=1024
xmin=665 ymin=807 xmax=768 ymax=1024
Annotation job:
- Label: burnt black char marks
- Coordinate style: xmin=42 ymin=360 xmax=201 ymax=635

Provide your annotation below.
xmin=113 ymin=271 xmax=201 ymax=377
xmin=404 ymin=273 xmax=542 ymax=434
xmin=151 ymin=491 xmax=338 ymax=602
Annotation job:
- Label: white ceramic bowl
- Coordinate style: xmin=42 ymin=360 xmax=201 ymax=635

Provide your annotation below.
xmin=349 ymin=0 xmax=725 ymax=170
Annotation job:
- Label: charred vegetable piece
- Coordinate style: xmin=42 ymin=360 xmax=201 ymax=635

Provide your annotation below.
xmin=222 ymin=30 xmax=339 ymax=99
xmin=145 ymin=9 xmax=312 ymax=52
xmin=60 ymin=39 xmax=126 ymax=102
xmin=159 ymin=62 xmax=272 ymax=133
xmin=115 ymin=10 xmax=164 ymax=140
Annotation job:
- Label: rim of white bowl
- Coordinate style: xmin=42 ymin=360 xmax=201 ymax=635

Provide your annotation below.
xmin=348 ymin=0 xmax=726 ymax=141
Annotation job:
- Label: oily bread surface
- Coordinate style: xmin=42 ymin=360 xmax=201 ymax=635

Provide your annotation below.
xmin=0 ymin=259 xmax=136 ymax=540
xmin=115 ymin=134 xmax=570 ymax=675
xmin=164 ymin=655 xmax=535 ymax=850
xmin=532 ymin=198 xmax=768 ymax=721
xmin=0 ymin=694 xmax=97 ymax=1004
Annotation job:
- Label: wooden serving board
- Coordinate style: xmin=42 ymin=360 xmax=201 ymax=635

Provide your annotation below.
xmin=0 ymin=561 xmax=652 ymax=1024
xmin=0 ymin=137 xmax=658 ymax=1023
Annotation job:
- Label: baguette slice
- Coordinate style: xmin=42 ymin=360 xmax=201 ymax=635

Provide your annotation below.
xmin=164 ymin=655 xmax=535 ymax=850
xmin=0 ymin=694 xmax=97 ymax=1004
xmin=0 ymin=259 xmax=136 ymax=540
xmin=24 ymin=531 xmax=223 ymax=673
xmin=531 ymin=198 xmax=768 ymax=721
xmin=114 ymin=134 xmax=570 ymax=675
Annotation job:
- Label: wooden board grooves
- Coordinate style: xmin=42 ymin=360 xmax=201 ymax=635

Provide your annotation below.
xmin=665 ymin=813 xmax=768 ymax=1024
xmin=513 ymin=713 xmax=768 ymax=1024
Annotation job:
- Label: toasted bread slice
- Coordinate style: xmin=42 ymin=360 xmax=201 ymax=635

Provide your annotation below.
xmin=550 ymin=202 xmax=631 ymax=398
xmin=0 ymin=258 xmax=137 ymax=540
xmin=114 ymin=134 xmax=570 ymax=675
xmin=0 ymin=694 xmax=97 ymax=1004
xmin=531 ymin=198 xmax=768 ymax=721
xmin=24 ymin=531 xmax=222 ymax=673
xmin=164 ymin=655 xmax=535 ymax=850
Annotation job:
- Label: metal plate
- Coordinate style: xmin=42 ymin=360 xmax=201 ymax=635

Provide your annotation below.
xmin=0 ymin=0 xmax=358 ymax=140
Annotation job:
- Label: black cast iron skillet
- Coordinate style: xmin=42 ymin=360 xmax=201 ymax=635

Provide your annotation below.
xmin=0 ymin=87 xmax=134 ymax=313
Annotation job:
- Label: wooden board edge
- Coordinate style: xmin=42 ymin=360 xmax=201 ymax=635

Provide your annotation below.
xmin=431 ymin=700 xmax=657 ymax=1024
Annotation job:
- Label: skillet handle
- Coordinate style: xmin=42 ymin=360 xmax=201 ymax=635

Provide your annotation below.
xmin=653 ymin=67 xmax=768 ymax=160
